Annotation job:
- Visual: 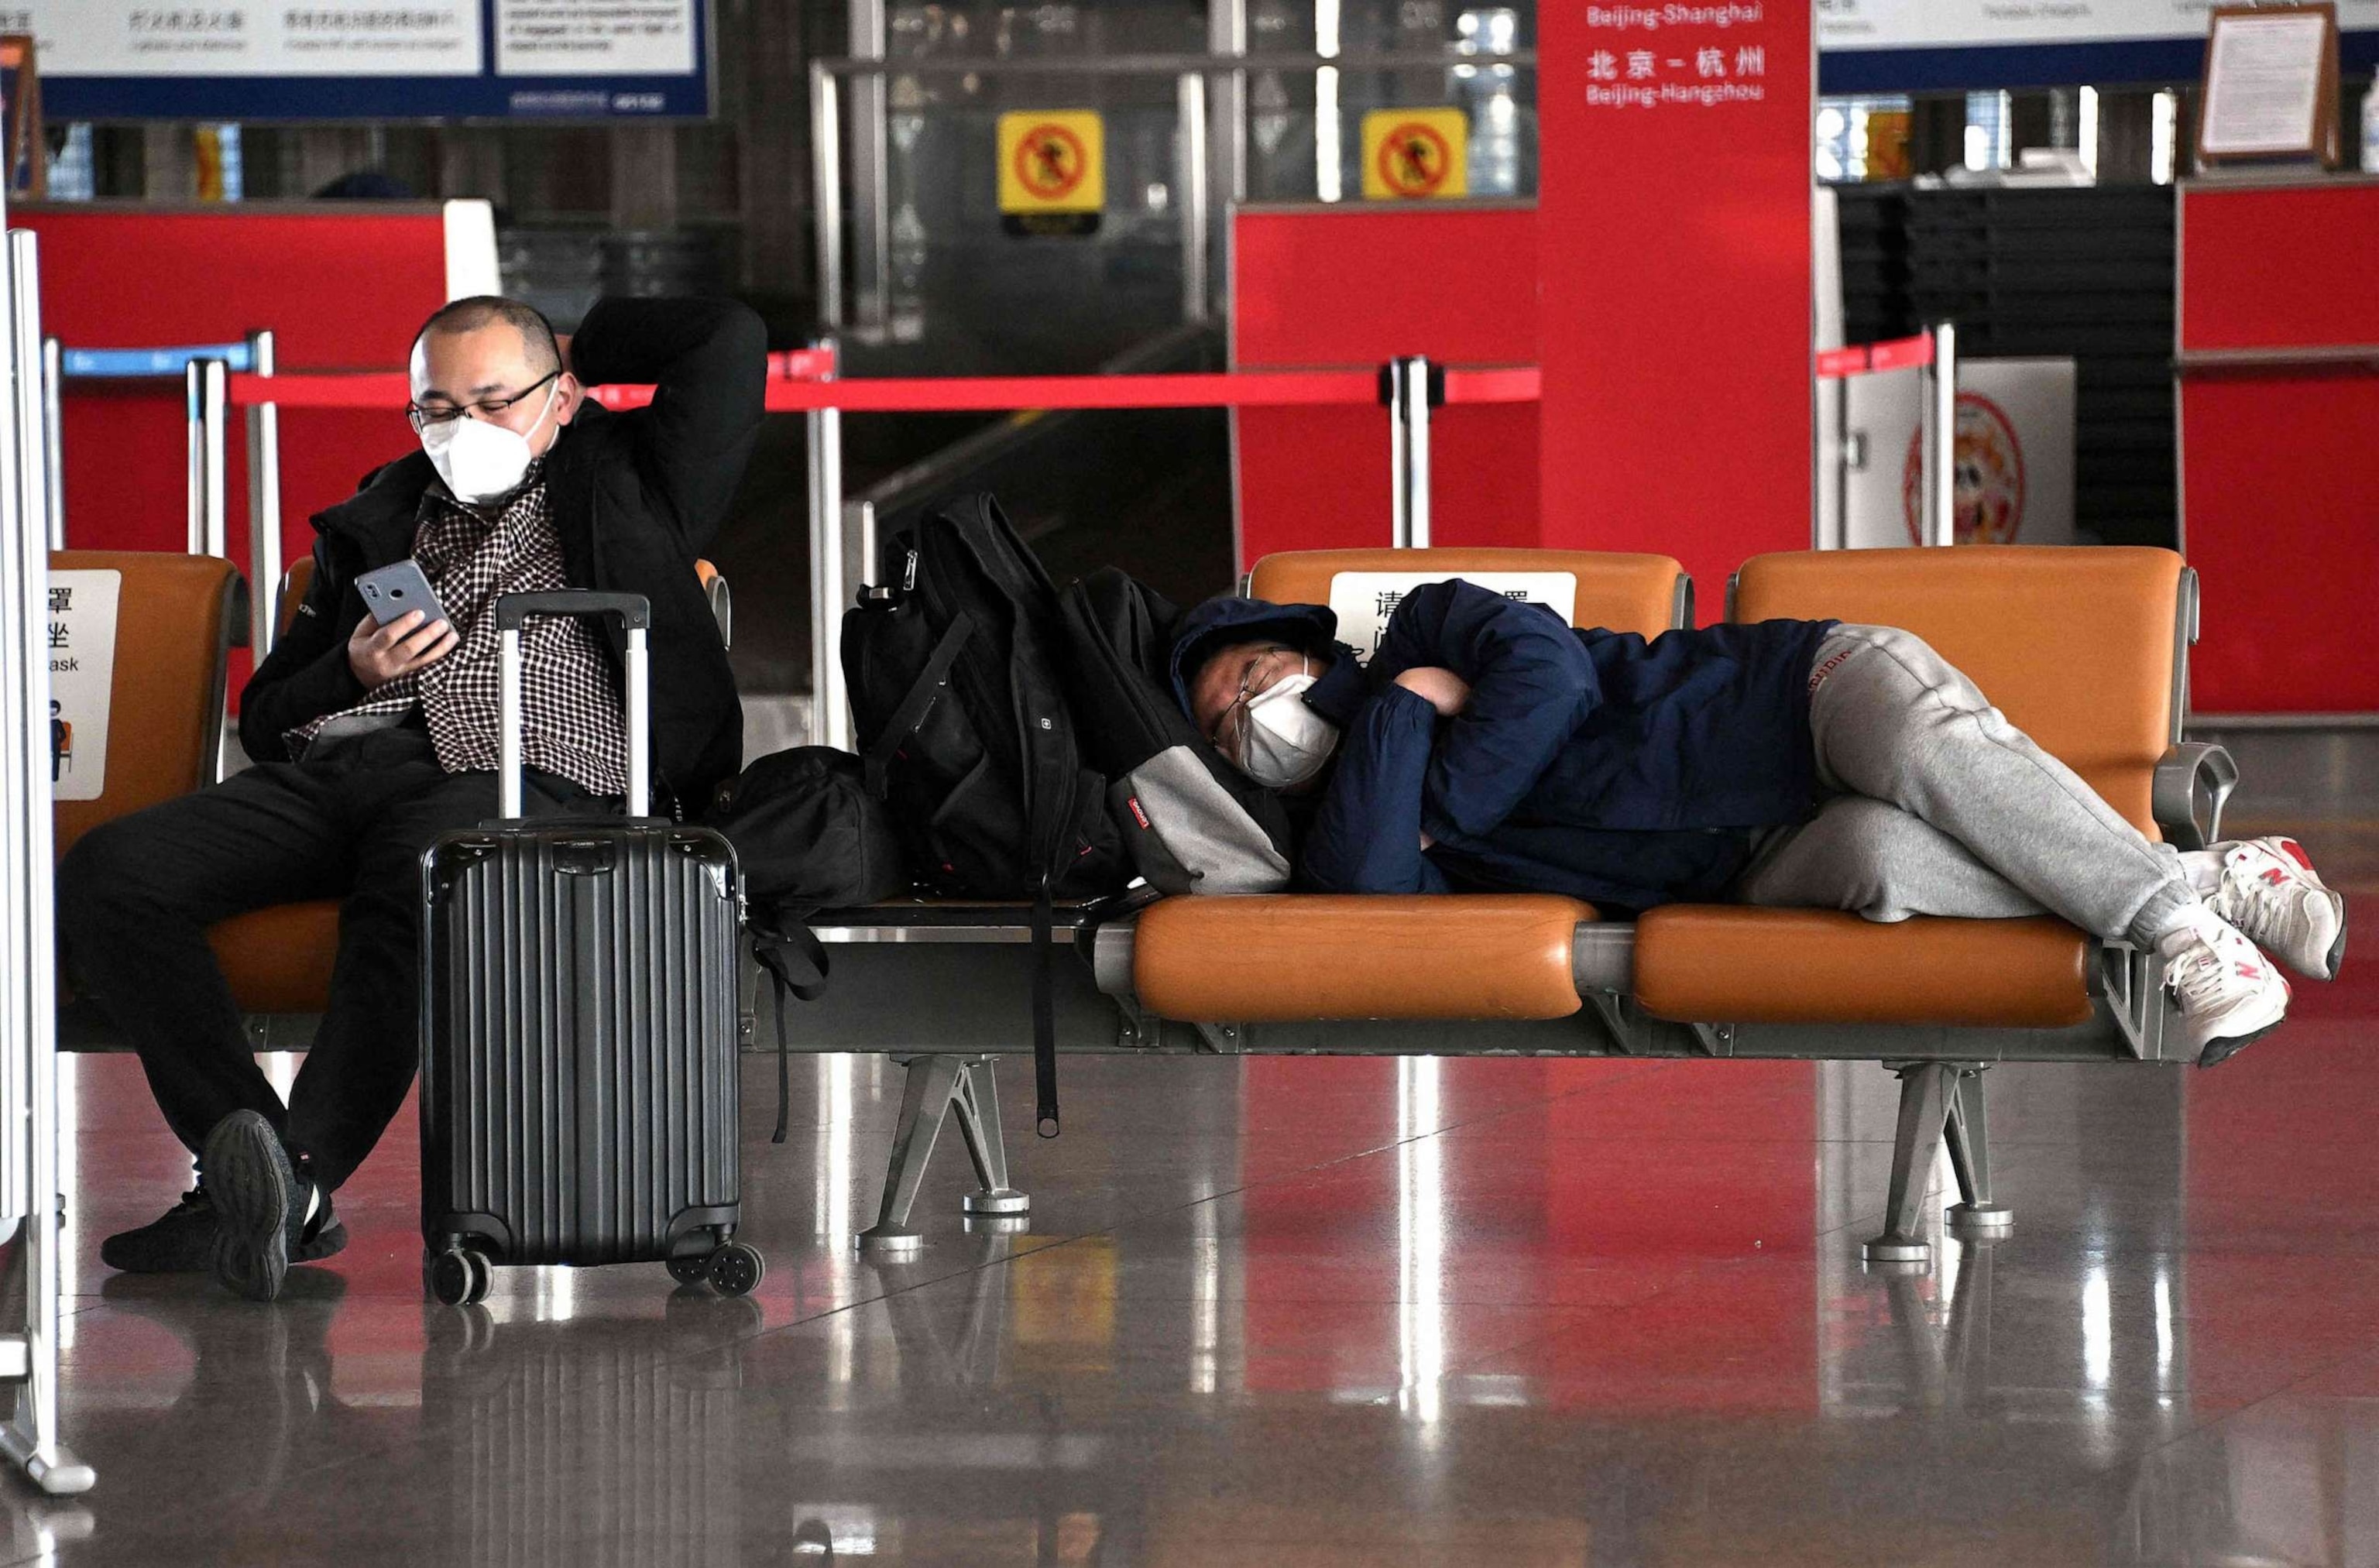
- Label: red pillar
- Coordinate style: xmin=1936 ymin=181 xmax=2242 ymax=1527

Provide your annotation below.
xmin=1535 ymin=3 xmax=1815 ymax=615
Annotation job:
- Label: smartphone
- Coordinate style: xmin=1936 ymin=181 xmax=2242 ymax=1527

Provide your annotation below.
xmin=356 ymin=559 xmax=453 ymax=631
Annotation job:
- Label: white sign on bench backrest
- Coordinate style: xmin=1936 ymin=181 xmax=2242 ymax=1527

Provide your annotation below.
xmin=1327 ymin=572 xmax=1580 ymax=664
xmin=46 ymin=569 xmax=120 ymax=802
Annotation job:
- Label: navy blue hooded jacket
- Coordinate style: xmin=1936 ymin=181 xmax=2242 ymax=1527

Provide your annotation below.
xmin=1172 ymin=580 xmax=1836 ymax=911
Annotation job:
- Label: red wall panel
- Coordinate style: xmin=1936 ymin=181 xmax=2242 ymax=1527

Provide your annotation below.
xmin=1534 ymin=5 xmax=1814 ymax=618
xmin=22 ymin=205 xmax=452 ymax=688
xmin=2177 ymin=182 xmax=2379 ymax=713
xmin=1231 ymin=205 xmax=1540 ymax=570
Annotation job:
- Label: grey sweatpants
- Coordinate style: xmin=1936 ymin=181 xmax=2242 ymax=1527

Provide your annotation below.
xmin=1734 ymin=624 xmax=2198 ymax=948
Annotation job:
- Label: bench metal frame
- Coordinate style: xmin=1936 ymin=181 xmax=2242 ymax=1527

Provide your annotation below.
xmin=758 ymin=899 xmax=2206 ymax=1265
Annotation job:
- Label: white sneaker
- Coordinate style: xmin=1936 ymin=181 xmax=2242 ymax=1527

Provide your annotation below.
xmin=2205 ymin=835 xmax=2347 ymax=982
xmin=2159 ymin=911 xmax=2291 ymax=1068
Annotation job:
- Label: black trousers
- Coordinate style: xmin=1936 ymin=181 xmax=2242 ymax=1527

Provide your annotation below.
xmin=57 ymin=724 xmax=593 ymax=1193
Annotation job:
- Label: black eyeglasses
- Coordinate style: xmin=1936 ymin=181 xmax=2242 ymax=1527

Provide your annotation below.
xmin=1207 ymin=647 xmax=1300 ymax=761
xmin=407 ymin=370 xmax=559 ymax=432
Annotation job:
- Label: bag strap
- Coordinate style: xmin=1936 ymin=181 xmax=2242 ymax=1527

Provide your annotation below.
xmin=1032 ymin=875 xmax=1059 ymax=1139
xmin=750 ymin=915 xmax=830 ymax=1146
xmin=863 ymin=610 xmax=974 ymax=798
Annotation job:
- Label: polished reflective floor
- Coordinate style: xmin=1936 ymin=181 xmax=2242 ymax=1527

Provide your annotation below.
xmin=6 ymin=734 xmax=2374 ymax=1566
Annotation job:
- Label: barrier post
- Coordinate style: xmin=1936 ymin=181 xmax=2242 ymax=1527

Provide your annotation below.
xmin=37 ymin=337 xmax=59 ymax=551
xmin=244 ymin=330 xmax=282 ymax=655
xmin=1177 ymin=71 xmax=1210 ymax=325
xmin=1921 ymin=321 xmax=1958 ymax=548
xmin=0 ymin=225 xmax=94 ymax=1494
xmin=811 ymin=61 xmax=845 ymax=331
xmin=803 ymin=338 xmax=851 ymax=751
xmin=184 ymin=361 xmax=205 ymax=554
xmin=184 ymin=358 xmax=229 ymax=559
xmin=1382 ymin=355 xmax=1435 ymax=550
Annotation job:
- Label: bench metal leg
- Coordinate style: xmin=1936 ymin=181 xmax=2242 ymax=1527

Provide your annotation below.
xmin=1944 ymin=1066 xmax=2013 ymax=1234
xmin=950 ymin=1058 xmax=1029 ymax=1226
xmin=1866 ymin=1062 xmax=2010 ymax=1265
xmin=857 ymin=1055 xmax=1030 ymax=1258
xmin=1866 ymin=1062 xmax=1952 ymax=1264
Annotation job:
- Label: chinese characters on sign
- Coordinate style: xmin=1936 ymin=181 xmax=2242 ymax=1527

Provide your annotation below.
xmin=1326 ymin=573 xmax=1584 ymax=664
xmin=45 ymin=569 xmax=121 ymax=804
xmin=1583 ymin=3 xmax=1773 ymax=110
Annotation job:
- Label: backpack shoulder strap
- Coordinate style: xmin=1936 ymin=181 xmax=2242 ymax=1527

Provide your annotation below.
xmin=861 ymin=609 xmax=974 ymax=797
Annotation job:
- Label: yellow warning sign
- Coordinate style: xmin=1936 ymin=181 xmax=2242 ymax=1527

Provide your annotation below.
xmin=997 ymin=111 xmax=1106 ymax=215
xmin=1361 ymin=108 xmax=1469 ymax=200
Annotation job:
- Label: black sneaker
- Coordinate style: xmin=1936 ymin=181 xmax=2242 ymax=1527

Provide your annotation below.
xmin=101 ymin=1185 xmax=350 ymax=1278
xmin=101 ymin=1189 xmax=218 ymax=1274
xmin=99 ymin=1189 xmax=348 ymax=1276
xmin=204 ymin=1112 xmax=297 ymax=1302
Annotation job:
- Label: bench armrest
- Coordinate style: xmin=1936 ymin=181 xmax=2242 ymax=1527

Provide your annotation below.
xmin=2153 ymin=741 xmax=2239 ymax=852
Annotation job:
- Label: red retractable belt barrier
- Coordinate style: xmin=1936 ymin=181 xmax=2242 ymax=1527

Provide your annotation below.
xmin=1814 ymin=335 xmax=1935 ymax=381
xmin=226 ymin=365 xmax=1542 ymax=416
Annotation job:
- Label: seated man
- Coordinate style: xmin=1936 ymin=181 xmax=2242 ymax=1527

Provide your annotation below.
xmin=1174 ymin=579 xmax=2346 ymax=1067
xmin=60 ymin=294 xmax=763 ymax=1302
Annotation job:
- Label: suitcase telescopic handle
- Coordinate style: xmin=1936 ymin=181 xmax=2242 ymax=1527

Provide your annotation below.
xmin=495 ymin=591 xmax=652 ymax=820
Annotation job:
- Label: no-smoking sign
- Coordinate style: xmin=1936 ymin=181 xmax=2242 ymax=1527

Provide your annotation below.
xmin=1361 ymin=108 xmax=1469 ymax=200
xmin=997 ymin=110 xmax=1106 ymax=215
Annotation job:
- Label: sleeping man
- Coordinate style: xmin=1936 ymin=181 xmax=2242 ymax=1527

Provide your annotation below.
xmin=1172 ymin=579 xmax=2345 ymax=1069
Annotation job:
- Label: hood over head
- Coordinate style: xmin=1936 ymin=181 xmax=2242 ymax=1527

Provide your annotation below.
xmin=1169 ymin=595 xmax=1343 ymax=717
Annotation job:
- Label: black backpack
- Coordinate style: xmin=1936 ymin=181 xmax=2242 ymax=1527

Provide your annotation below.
xmin=1058 ymin=568 xmax=1294 ymax=895
xmin=709 ymin=746 xmax=910 ymax=1142
xmin=841 ymin=492 xmax=1130 ymax=1135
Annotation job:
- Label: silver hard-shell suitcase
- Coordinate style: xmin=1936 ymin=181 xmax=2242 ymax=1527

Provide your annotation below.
xmin=419 ymin=590 xmax=759 ymax=1305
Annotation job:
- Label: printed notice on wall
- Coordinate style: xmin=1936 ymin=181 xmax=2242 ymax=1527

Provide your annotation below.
xmin=46 ymin=570 xmax=119 ymax=804
xmin=496 ymin=0 xmax=696 ymax=76
xmin=25 ymin=1 xmax=483 ymax=77
xmin=1328 ymin=574 xmax=1582 ymax=664
xmin=1581 ymin=4 xmax=1777 ymax=111
xmin=2202 ymin=10 xmax=2331 ymax=153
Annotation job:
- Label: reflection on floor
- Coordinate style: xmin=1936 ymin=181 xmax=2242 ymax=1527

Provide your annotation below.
xmin=3 ymin=733 xmax=2373 ymax=1566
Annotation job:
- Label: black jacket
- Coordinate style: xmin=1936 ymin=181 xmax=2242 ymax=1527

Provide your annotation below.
xmin=240 ymin=296 xmax=766 ymax=815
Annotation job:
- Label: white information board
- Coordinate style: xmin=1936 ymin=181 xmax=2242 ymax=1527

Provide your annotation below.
xmin=496 ymin=0 xmax=698 ymax=76
xmin=26 ymin=0 xmax=484 ymax=77
xmin=45 ymin=569 xmax=119 ymax=804
xmin=1327 ymin=573 xmax=1581 ymax=665
xmin=1821 ymin=0 xmax=2379 ymax=50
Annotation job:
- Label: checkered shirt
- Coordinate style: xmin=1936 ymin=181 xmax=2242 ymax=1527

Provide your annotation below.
xmin=289 ymin=475 xmax=628 ymax=797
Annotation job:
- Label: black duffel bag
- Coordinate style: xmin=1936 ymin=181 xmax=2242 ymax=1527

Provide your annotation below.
xmin=709 ymin=746 xmax=909 ymax=1141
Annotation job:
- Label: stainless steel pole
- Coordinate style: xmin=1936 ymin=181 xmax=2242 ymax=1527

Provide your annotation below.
xmin=184 ymin=362 xmax=205 ymax=554
xmin=202 ymin=359 xmax=228 ymax=559
xmin=805 ymin=338 xmax=850 ymax=751
xmin=1930 ymin=321 xmax=1958 ymax=548
xmin=1403 ymin=355 xmax=1433 ymax=550
xmin=1178 ymin=72 xmax=1211 ymax=325
xmin=37 ymin=337 xmax=58 ymax=551
xmin=1386 ymin=359 xmax=1411 ymax=548
xmin=812 ymin=62 xmax=845 ymax=331
xmin=245 ymin=330 xmax=282 ymax=654
xmin=848 ymin=0 xmax=890 ymax=333
xmin=0 ymin=225 xmax=94 ymax=1495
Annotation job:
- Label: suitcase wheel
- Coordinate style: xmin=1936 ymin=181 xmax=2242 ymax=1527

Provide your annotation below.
xmin=706 ymin=1243 xmax=765 ymax=1298
xmin=427 ymin=1247 xmax=492 ymax=1307
xmin=665 ymin=1251 xmax=713 ymax=1287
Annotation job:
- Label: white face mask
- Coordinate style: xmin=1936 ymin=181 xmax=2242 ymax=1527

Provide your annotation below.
xmin=1238 ymin=668 xmax=1341 ymax=789
xmin=419 ymin=381 xmax=558 ymax=505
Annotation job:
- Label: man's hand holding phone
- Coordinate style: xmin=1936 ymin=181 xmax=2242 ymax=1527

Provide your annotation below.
xmin=349 ymin=609 xmax=458 ymax=688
